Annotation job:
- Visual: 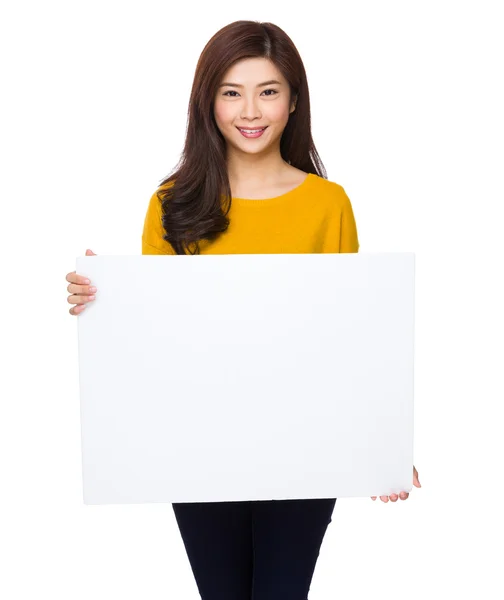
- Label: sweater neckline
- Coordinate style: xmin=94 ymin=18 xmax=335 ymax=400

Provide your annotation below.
xmin=231 ymin=172 xmax=314 ymax=206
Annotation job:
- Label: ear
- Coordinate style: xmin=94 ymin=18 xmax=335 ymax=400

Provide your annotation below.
xmin=290 ymin=94 xmax=298 ymax=114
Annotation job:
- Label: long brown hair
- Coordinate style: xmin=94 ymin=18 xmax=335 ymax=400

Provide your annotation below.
xmin=157 ymin=20 xmax=327 ymax=255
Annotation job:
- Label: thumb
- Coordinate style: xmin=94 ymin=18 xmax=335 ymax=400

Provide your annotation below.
xmin=85 ymin=249 xmax=97 ymax=256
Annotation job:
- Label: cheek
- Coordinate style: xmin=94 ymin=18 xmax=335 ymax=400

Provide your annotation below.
xmin=213 ymin=101 xmax=232 ymax=127
xmin=267 ymin=102 xmax=292 ymax=124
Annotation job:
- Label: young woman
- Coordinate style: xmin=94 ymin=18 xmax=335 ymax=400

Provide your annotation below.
xmin=66 ymin=20 xmax=421 ymax=600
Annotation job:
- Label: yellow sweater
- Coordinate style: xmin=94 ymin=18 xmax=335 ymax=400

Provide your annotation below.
xmin=141 ymin=173 xmax=359 ymax=255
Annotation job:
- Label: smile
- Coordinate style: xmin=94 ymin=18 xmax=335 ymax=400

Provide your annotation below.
xmin=237 ymin=127 xmax=268 ymax=138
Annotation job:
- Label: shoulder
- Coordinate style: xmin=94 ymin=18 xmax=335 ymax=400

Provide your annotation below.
xmin=142 ymin=180 xmax=177 ymax=255
xmin=158 ymin=178 xmax=176 ymax=192
xmin=308 ymin=175 xmax=359 ymax=252
xmin=146 ymin=179 xmax=176 ymax=214
xmin=155 ymin=178 xmax=176 ymax=200
xmin=308 ymin=174 xmax=354 ymax=211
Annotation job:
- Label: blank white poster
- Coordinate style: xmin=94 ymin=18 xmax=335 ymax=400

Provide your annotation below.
xmin=76 ymin=252 xmax=415 ymax=504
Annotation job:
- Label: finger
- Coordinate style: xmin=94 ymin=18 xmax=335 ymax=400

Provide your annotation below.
xmin=390 ymin=494 xmax=398 ymax=502
xmin=400 ymin=492 xmax=409 ymax=500
xmin=371 ymin=496 xmax=377 ymax=500
xmin=67 ymin=282 xmax=97 ymax=295
xmin=69 ymin=304 xmax=87 ymax=316
xmin=66 ymin=271 xmax=92 ymax=286
xmin=67 ymin=293 xmax=96 ymax=305
xmin=413 ymin=466 xmax=421 ymax=487
xmin=380 ymin=496 xmax=389 ymax=503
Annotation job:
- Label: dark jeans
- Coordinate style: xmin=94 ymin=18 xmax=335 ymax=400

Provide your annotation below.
xmin=172 ymin=497 xmax=336 ymax=600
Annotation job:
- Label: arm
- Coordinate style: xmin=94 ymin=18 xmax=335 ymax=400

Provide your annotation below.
xmin=339 ymin=188 xmax=360 ymax=253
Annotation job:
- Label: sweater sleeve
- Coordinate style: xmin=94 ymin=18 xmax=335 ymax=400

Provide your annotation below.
xmin=141 ymin=188 xmax=176 ymax=255
xmin=339 ymin=188 xmax=360 ymax=253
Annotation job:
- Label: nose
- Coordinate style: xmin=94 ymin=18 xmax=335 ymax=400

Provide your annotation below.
xmin=240 ymin=95 xmax=262 ymax=121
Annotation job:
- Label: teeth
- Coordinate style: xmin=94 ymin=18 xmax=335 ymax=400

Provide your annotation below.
xmin=240 ymin=128 xmax=265 ymax=133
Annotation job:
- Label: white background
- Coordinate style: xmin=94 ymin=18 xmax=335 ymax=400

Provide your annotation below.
xmin=1 ymin=1 xmax=502 ymax=598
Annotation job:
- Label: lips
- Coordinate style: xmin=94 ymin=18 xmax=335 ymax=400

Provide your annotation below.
xmin=237 ymin=126 xmax=268 ymax=138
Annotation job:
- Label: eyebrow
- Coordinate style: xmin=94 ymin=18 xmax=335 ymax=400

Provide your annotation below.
xmin=218 ymin=79 xmax=282 ymax=88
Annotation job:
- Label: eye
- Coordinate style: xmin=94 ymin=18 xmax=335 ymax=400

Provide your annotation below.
xmin=222 ymin=89 xmax=279 ymax=97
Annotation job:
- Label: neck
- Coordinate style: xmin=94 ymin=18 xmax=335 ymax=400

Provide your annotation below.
xmin=226 ymin=145 xmax=290 ymax=186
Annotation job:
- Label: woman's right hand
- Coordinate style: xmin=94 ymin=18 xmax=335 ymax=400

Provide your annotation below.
xmin=66 ymin=249 xmax=97 ymax=316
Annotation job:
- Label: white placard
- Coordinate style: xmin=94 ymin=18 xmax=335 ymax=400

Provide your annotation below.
xmin=77 ymin=253 xmax=415 ymax=504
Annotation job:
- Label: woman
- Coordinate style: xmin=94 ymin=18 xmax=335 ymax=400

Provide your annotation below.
xmin=66 ymin=20 xmax=421 ymax=600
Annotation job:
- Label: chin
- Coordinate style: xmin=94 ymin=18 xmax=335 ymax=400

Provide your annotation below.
xmin=236 ymin=144 xmax=270 ymax=155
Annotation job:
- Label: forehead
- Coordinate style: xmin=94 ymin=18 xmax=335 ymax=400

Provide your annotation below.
xmin=220 ymin=57 xmax=285 ymax=84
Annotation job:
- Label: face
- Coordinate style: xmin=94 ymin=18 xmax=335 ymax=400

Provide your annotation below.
xmin=213 ymin=57 xmax=297 ymax=157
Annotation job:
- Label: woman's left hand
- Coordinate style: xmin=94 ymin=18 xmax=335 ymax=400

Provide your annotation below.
xmin=371 ymin=465 xmax=421 ymax=502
